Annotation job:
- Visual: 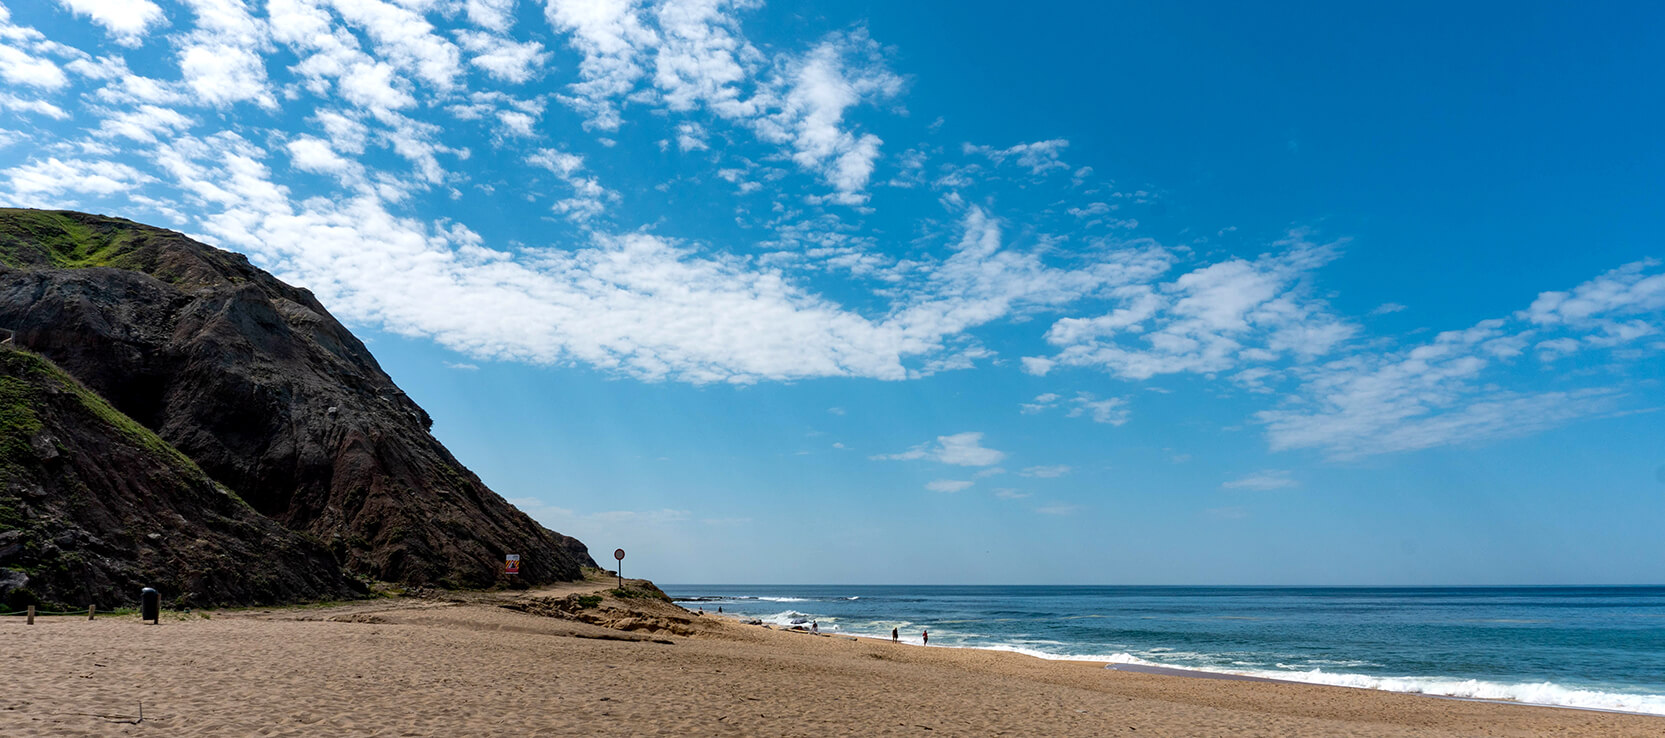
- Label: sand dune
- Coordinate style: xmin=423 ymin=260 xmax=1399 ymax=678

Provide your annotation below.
xmin=4 ymin=582 xmax=1660 ymax=737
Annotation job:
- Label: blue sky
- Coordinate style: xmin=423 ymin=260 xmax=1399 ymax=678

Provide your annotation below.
xmin=2 ymin=0 xmax=1662 ymax=584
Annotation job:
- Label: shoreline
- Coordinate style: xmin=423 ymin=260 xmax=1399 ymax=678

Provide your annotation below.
xmin=695 ymin=606 xmax=1665 ymax=718
xmin=5 ymin=583 xmax=1663 ymax=736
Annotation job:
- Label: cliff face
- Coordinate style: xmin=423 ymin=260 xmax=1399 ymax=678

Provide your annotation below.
xmin=0 ymin=209 xmax=594 ymax=589
xmin=0 ymin=347 xmax=362 ymax=609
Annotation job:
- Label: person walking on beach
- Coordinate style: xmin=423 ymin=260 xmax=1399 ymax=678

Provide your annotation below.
xmin=923 ymin=629 xmax=929 ymax=646
xmin=892 ymin=627 xmax=898 ymax=643
xmin=812 ymin=621 xmax=819 ymax=634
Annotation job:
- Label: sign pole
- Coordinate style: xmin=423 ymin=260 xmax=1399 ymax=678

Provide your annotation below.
xmin=613 ymin=548 xmax=626 ymax=589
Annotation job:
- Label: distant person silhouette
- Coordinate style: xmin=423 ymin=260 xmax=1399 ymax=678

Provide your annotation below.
xmin=892 ymin=627 xmax=898 ymax=643
xmin=923 ymin=629 xmax=929 ymax=646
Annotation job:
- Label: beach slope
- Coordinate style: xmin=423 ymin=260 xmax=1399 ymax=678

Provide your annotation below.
xmin=3 ymin=577 xmax=1660 ymax=737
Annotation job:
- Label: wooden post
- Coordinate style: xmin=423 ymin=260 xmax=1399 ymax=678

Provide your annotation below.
xmin=25 ymin=605 xmax=33 ymax=625
xmin=88 ymin=605 xmax=96 ymax=620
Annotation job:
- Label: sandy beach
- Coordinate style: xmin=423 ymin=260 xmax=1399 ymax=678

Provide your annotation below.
xmin=4 ymin=578 xmax=1661 ymax=737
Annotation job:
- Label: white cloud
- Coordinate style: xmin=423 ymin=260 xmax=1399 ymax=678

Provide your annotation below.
xmin=1019 ymin=392 xmax=1060 ymax=414
xmin=873 ymin=431 xmax=1005 ymax=467
xmin=0 ymin=93 xmax=69 ymax=119
xmin=1020 ymin=465 xmax=1070 ymax=478
xmin=1522 ymin=259 xmax=1665 ymax=328
xmin=965 ymin=138 xmax=1069 ymax=175
xmin=180 ymin=41 xmax=276 ymax=108
xmin=329 ymin=0 xmax=462 ymax=91
xmin=539 ymin=5 xmax=898 ymax=202
xmin=94 ymin=104 xmax=193 ymax=143
xmin=458 ymin=30 xmax=548 ymax=84
xmin=466 ymin=0 xmax=518 ymax=32
xmin=675 ymin=121 xmax=708 ymax=151
xmin=2 ymin=156 xmax=154 ymax=205
xmin=313 ymin=110 xmax=369 ymax=153
xmin=1370 ymin=302 xmax=1407 ymax=315
xmin=1030 ymin=231 xmax=1353 ymax=380
xmin=1022 ymin=391 xmax=1130 ymax=425
xmin=529 ymin=147 xmax=616 ymax=222
xmin=0 ymin=41 xmax=68 ymax=90
xmin=925 ymin=479 xmax=972 ymax=493
xmin=1068 ymin=202 xmax=1111 ymax=218
xmin=176 ymin=0 xmax=277 ymax=109
xmin=1036 ymin=504 xmax=1080 ymax=516
xmin=650 ymin=0 xmax=758 ymax=117
xmin=53 ymin=0 xmax=166 ymax=47
xmin=1067 ymin=395 xmax=1129 ymax=425
xmin=760 ymin=30 xmax=901 ymax=202
xmin=544 ymin=0 xmax=657 ymax=130
xmin=1255 ymin=294 xmax=1650 ymax=459
xmin=1221 ymin=470 xmax=1297 ymax=490
xmin=153 ymin=134 xmax=1015 ymax=384
xmin=286 ymin=135 xmax=358 ymax=178
xmin=1252 ymin=261 xmax=1665 ymax=459
xmin=992 ymin=488 xmax=1030 ymax=499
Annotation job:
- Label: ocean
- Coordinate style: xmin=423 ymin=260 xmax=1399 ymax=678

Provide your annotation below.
xmin=664 ymin=585 xmax=1665 ymax=715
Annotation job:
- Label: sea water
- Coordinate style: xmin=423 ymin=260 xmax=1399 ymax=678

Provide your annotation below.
xmin=664 ymin=585 xmax=1665 ymax=715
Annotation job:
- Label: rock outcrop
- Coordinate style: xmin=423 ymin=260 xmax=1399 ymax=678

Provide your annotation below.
xmin=0 ymin=209 xmax=594 ymax=592
xmin=0 ymin=347 xmax=363 ymax=609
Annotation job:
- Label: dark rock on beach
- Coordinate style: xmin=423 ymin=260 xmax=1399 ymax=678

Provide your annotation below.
xmin=0 ymin=209 xmax=594 ymax=595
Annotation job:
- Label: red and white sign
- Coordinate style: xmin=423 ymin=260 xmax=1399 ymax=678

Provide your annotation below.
xmin=504 ymin=554 xmax=520 ymax=574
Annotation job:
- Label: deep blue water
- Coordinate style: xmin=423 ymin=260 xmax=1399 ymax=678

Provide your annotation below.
xmin=664 ymin=585 xmax=1665 ymax=714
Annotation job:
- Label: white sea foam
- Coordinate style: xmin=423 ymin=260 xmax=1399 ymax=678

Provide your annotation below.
xmin=756 ymin=596 xmax=809 ymax=602
xmin=1244 ymin=669 xmax=1665 ymax=716
xmin=760 ymin=610 xmax=815 ymax=626
xmin=1098 ymin=654 xmax=1665 ymax=715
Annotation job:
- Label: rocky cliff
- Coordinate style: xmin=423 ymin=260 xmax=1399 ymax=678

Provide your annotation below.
xmin=0 ymin=209 xmax=594 ymax=593
xmin=0 ymin=347 xmax=363 ymax=609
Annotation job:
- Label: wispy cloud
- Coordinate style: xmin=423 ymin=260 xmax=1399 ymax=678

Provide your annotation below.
xmin=1026 ymin=231 xmax=1353 ymax=380
xmin=1021 ymin=392 xmax=1130 ymax=426
xmin=1020 ymin=465 xmax=1071 ymax=479
xmin=964 ymin=138 xmax=1070 ymax=175
xmin=873 ymin=432 xmax=1006 ymax=467
xmin=1221 ymin=470 xmax=1297 ymax=490
xmin=925 ymin=479 xmax=973 ymax=493
xmin=1256 ymin=262 xmax=1664 ymax=459
xmin=53 ymin=0 xmax=166 ymax=47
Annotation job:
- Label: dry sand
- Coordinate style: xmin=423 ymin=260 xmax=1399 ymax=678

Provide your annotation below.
xmin=4 ymin=579 xmax=1661 ymax=737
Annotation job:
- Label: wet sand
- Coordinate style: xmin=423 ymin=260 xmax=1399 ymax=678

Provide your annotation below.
xmin=3 ymin=582 xmax=1661 ymax=737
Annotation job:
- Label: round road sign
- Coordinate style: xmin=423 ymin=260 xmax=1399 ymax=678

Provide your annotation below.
xmin=613 ymin=548 xmax=626 ymax=561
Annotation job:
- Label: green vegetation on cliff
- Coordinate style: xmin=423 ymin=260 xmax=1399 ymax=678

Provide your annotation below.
xmin=0 ymin=348 xmax=202 ymax=480
xmin=0 ymin=208 xmax=145 ymax=270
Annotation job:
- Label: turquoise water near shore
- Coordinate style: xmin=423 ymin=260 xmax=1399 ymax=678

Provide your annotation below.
xmin=665 ymin=585 xmax=1665 ymax=715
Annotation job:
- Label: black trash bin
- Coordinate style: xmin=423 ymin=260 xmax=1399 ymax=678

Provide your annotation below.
xmin=140 ymin=587 xmax=159 ymax=624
